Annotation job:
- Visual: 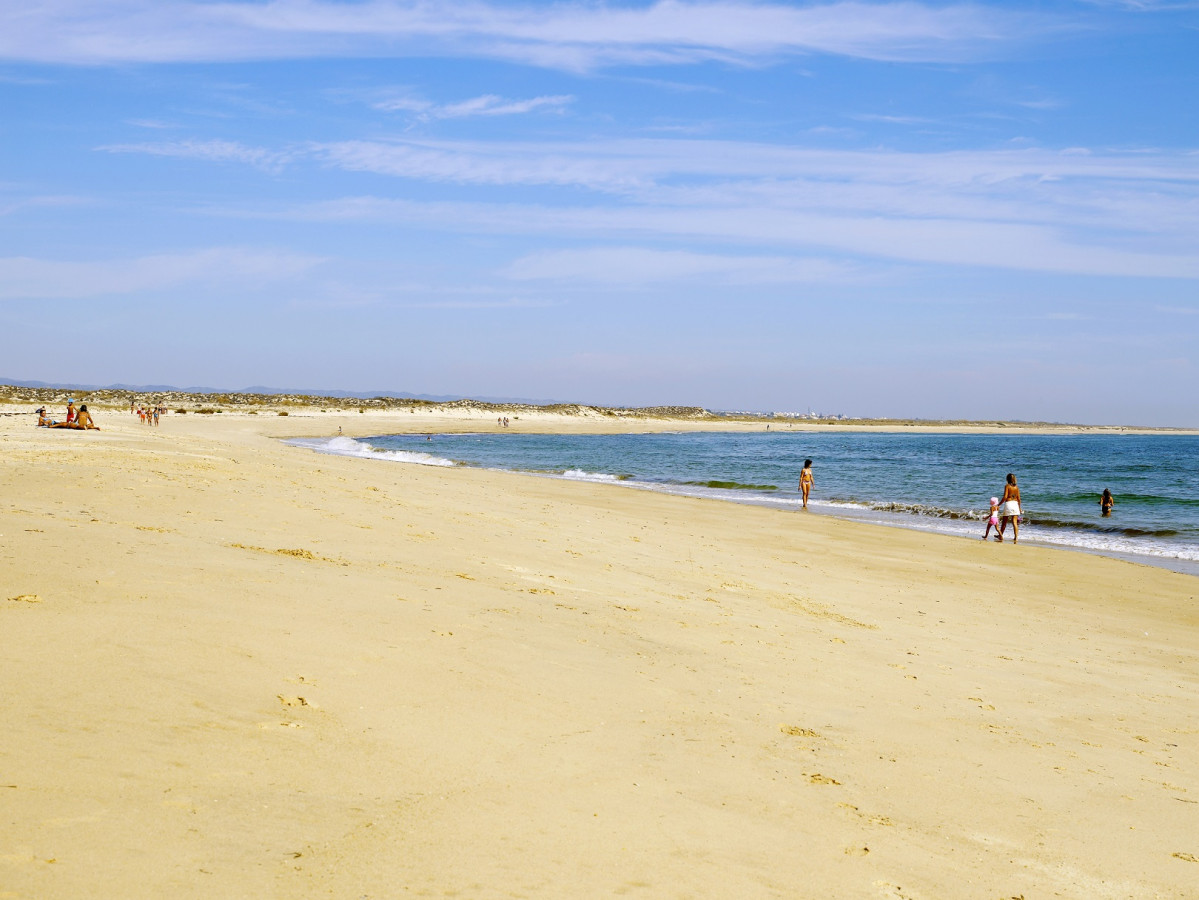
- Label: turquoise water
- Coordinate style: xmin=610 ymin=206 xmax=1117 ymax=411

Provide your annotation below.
xmin=289 ymin=431 xmax=1199 ymax=575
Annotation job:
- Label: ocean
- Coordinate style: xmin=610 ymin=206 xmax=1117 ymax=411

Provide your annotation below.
xmin=288 ymin=430 xmax=1199 ymax=575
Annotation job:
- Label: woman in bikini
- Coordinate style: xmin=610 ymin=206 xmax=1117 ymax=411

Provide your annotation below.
xmin=799 ymin=459 xmax=814 ymax=510
xmin=74 ymin=404 xmax=99 ymax=430
xmin=1100 ymin=489 xmax=1114 ymax=517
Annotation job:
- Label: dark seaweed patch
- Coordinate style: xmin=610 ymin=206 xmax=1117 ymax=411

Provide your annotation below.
xmin=684 ymin=480 xmax=780 ymax=491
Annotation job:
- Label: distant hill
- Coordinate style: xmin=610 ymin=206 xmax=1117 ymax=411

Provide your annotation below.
xmin=0 ymin=377 xmax=559 ymax=407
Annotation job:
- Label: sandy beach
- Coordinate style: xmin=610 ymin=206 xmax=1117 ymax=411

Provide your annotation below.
xmin=2 ymin=404 xmax=1197 ymax=899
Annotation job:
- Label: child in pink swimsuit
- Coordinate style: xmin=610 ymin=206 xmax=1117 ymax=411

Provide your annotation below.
xmin=982 ymin=497 xmax=1000 ymax=540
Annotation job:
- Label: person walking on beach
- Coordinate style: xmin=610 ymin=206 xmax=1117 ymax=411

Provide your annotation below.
xmin=1100 ymin=488 xmax=1115 ymax=517
xmin=982 ymin=497 xmax=1000 ymax=541
xmin=996 ymin=473 xmax=1022 ymax=543
xmin=799 ymin=459 xmax=814 ymax=509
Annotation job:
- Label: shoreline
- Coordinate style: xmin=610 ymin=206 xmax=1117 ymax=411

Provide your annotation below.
xmin=4 ymin=406 xmax=1198 ymax=898
xmin=288 ymin=428 xmax=1199 ymax=579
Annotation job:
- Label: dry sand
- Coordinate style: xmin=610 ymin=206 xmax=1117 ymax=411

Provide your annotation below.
xmin=2 ymin=406 xmax=1197 ymax=899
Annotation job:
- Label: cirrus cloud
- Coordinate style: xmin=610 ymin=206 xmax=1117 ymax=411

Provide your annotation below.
xmin=0 ymin=0 xmax=1054 ymax=69
xmin=97 ymin=138 xmax=295 ymax=173
xmin=502 ymin=246 xmax=863 ymax=283
xmin=373 ymin=92 xmax=575 ymax=120
xmin=0 ymin=247 xmax=322 ymax=300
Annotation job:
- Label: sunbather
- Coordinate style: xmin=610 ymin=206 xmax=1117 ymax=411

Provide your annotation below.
xmin=47 ymin=403 xmax=99 ymax=430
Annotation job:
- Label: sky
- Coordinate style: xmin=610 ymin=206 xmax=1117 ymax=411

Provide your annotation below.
xmin=1 ymin=1 xmax=1197 ymax=425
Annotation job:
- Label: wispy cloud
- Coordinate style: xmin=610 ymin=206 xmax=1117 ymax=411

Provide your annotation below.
xmin=0 ymin=1 xmax=1055 ymax=68
xmin=848 ymin=113 xmax=933 ymax=125
xmin=97 ymin=138 xmax=294 ymax=173
xmin=1080 ymin=1 xmax=1199 ymax=9
xmin=169 ymin=135 xmax=1199 ymax=279
xmin=396 ymin=297 xmax=560 ymax=310
xmin=292 ymin=137 xmax=1199 ymax=194
xmin=0 ymin=72 xmax=54 ymax=85
xmin=373 ymin=92 xmax=574 ymax=120
xmin=1014 ymin=96 xmax=1063 ymax=110
xmin=125 ymin=118 xmax=177 ymax=129
xmin=966 ymin=75 xmax=1064 ymax=112
xmin=502 ymin=247 xmax=862 ymax=284
xmin=212 ymin=187 xmax=1199 ymax=280
xmin=0 ymin=248 xmax=321 ymax=299
xmin=0 ymin=194 xmax=91 ymax=217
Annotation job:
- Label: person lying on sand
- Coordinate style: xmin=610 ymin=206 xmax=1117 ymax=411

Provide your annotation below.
xmin=47 ymin=404 xmax=100 ymax=430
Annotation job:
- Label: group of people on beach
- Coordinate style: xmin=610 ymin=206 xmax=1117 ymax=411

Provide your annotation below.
xmin=982 ymin=474 xmax=1023 ymax=542
xmin=134 ymin=404 xmax=162 ymax=425
xmin=497 ymin=416 xmax=511 ymax=428
xmin=36 ymin=400 xmax=99 ymax=430
xmin=799 ymin=459 xmax=1117 ymax=546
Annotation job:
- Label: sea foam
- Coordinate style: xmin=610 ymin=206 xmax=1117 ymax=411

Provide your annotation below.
xmin=561 ymin=468 xmax=624 ymax=482
xmin=287 ymin=436 xmax=456 ymax=467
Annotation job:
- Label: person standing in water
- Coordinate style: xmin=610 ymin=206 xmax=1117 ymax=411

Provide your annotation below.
xmin=1100 ymin=489 xmax=1115 ymax=517
xmin=799 ymin=459 xmax=814 ymax=510
xmin=996 ymin=473 xmax=1022 ymax=543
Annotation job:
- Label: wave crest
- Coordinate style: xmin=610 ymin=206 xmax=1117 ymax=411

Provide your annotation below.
xmin=287 ymin=436 xmax=456 ymax=467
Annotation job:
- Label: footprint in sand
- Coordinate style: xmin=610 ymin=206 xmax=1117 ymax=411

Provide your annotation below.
xmin=807 ymin=773 xmax=841 ymax=785
xmin=780 ymin=725 xmax=821 ymax=738
xmin=838 ymin=803 xmax=895 ymax=827
xmin=277 ymin=695 xmax=316 ymax=709
xmin=873 ymin=881 xmax=920 ymax=900
xmin=276 ymin=548 xmax=316 ymax=559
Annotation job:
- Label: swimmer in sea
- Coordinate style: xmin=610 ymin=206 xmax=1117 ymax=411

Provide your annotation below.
xmin=1100 ymin=488 xmax=1114 ymax=517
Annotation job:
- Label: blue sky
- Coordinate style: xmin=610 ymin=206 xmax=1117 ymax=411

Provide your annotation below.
xmin=2 ymin=1 xmax=1197 ymax=424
